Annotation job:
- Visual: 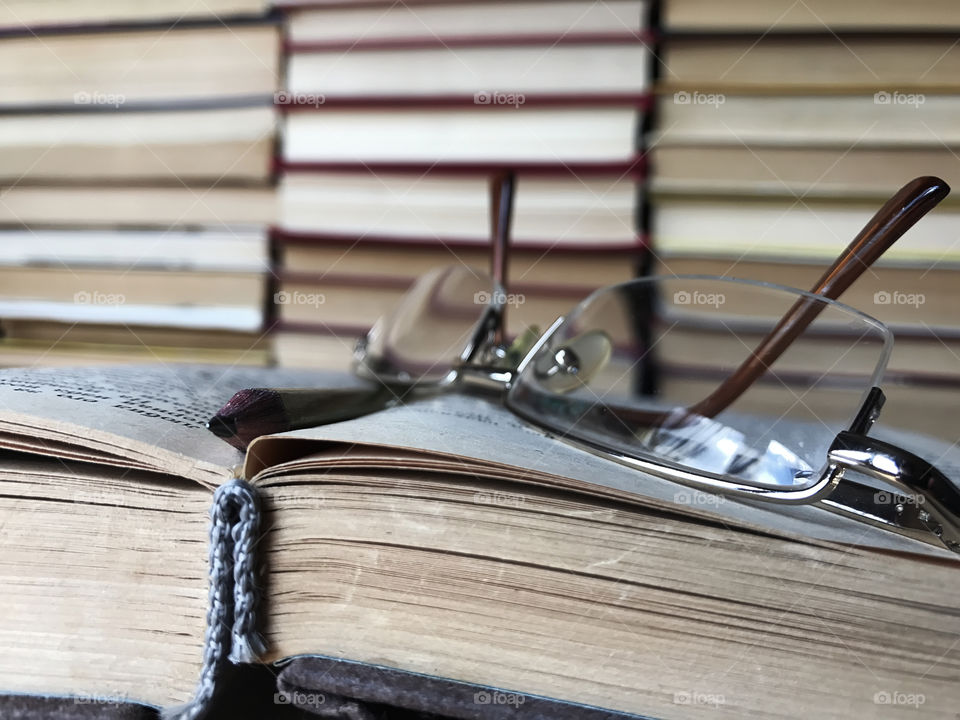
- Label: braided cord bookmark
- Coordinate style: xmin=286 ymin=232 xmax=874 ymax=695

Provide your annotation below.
xmin=162 ymin=478 xmax=265 ymax=720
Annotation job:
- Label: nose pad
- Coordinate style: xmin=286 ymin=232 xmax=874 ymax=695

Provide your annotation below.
xmin=533 ymin=329 xmax=613 ymax=393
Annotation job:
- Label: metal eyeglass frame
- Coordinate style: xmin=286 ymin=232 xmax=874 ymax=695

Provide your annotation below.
xmin=353 ymin=173 xmax=960 ymax=555
xmin=353 ymin=271 xmax=960 ymax=556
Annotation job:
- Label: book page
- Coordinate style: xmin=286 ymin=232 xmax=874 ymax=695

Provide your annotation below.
xmin=249 ymin=392 xmax=959 ymax=557
xmin=0 ymin=364 xmax=368 ymax=487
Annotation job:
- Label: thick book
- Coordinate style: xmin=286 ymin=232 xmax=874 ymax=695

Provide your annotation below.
xmin=650 ymin=191 xmax=960 ymax=264
xmin=659 ymin=32 xmax=960 ymax=92
xmin=277 ymin=172 xmax=640 ymax=244
xmin=0 ymin=106 xmax=275 ymax=183
xmin=284 ymin=0 xmax=647 ymax=44
xmin=280 ymin=104 xmax=644 ymax=166
xmin=285 ymin=41 xmax=649 ymax=99
xmin=653 ymin=94 xmax=960 ymax=148
xmin=0 ymin=321 xmax=271 ymax=369
xmin=649 ymin=144 xmax=960 ymax=197
xmin=0 ymin=229 xmax=269 ymax=333
xmin=273 ymin=230 xmax=645 ymax=286
xmin=0 ymin=23 xmax=279 ymax=109
xmin=653 ymin=254 xmax=960 ymax=329
xmin=0 ymin=364 xmax=958 ymax=719
xmin=0 ymin=0 xmax=269 ymax=30
xmin=0 ymin=185 xmax=277 ymax=228
xmin=660 ymin=0 xmax=960 ymax=31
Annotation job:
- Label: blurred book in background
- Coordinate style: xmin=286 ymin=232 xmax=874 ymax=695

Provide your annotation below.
xmin=660 ymin=0 xmax=958 ymax=31
xmin=0 ymin=230 xmax=270 ymax=366
xmin=271 ymin=0 xmax=653 ymax=368
xmin=0 ymin=4 xmax=280 ymax=367
xmin=0 ymin=0 xmax=269 ymax=28
xmin=649 ymin=0 xmax=960 ymax=442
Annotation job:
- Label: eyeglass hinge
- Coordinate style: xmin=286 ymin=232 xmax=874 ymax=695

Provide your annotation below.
xmin=848 ymin=386 xmax=885 ymax=435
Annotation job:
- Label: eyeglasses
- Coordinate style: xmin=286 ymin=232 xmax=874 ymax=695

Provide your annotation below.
xmin=351 ymin=175 xmax=959 ymax=555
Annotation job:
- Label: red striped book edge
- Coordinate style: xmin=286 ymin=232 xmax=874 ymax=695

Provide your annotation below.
xmin=661 ymin=29 xmax=960 ymax=41
xmin=270 ymin=228 xmax=649 ymax=254
xmin=275 ymin=157 xmax=647 ymax=178
xmin=285 ymin=31 xmax=654 ymax=53
xmin=0 ymin=13 xmax=277 ymax=39
xmin=275 ymin=0 xmax=643 ymax=12
xmin=276 ymin=91 xmax=651 ymax=110
xmin=277 ymin=269 xmax=603 ymax=299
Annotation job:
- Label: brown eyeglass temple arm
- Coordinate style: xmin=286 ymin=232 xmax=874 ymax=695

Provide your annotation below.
xmin=490 ymin=171 xmax=516 ymax=347
xmin=687 ymin=175 xmax=950 ymax=420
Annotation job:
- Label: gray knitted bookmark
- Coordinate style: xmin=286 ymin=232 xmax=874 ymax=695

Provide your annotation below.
xmin=162 ymin=478 xmax=266 ymax=720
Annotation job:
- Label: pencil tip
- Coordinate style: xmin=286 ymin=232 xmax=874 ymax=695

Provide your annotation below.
xmin=206 ymin=414 xmax=237 ymax=439
xmin=205 ymin=388 xmax=286 ymax=450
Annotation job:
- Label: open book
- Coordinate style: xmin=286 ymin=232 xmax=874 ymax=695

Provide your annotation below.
xmin=0 ymin=364 xmax=958 ymax=719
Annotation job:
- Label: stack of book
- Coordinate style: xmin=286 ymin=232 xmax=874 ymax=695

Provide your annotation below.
xmin=0 ymin=1 xmax=280 ymax=367
xmin=648 ymin=0 xmax=960 ymax=440
xmin=271 ymin=0 xmax=653 ymax=369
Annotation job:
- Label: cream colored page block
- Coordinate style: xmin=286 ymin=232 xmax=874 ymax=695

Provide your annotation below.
xmin=656 ymin=95 xmax=960 ymax=146
xmin=0 ymin=26 xmax=279 ymax=105
xmin=284 ymin=108 xmax=638 ymax=163
xmin=0 ymin=468 xmax=210 ymax=705
xmin=0 ymin=107 xmax=275 ymax=180
xmin=653 ymin=199 xmax=960 ymax=260
xmin=0 ymin=186 xmax=277 ymax=226
xmin=0 ymin=230 xmax=267 ymax=271
xmin=288 ymin=44 xmax=649 ymax=96
xmin=262 ymin=479 xmax=960 ymax=718
xmin=280 ymin=173 xmax=636 ymax=242
xmin=0 ymin=0 xmax=268 ymax=26
xmin=661 ymin=36 xmax=960 ymax=89
xmin=289 ymin=1 xmax=645 ymax=42
xmin=663 ymin=0 xmax=960 ymax=30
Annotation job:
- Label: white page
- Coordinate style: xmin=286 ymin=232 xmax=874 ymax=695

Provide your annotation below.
xmin=257 ymin=392 xmax=959 ymax=558
xmin=0 ymin=365 xmax=369 ymax=486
